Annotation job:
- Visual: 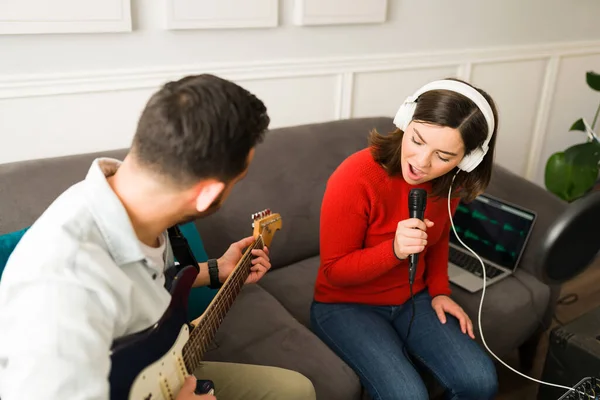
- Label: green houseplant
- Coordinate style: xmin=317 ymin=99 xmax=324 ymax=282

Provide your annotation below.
xmin=545 ymin=71 xmax=600 ymax=202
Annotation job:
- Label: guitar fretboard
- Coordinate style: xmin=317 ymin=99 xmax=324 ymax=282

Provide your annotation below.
xmin=182 ymin=236 xmax=264 ymax=372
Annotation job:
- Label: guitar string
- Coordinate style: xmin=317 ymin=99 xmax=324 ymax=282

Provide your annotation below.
xmin=183 ymin=236 xmax=262 ymax=371
xmin=182 ymin=235 xmax=265 ymax=371
xmin=171 ymin=242 xmax=259 ymax=393
xmin=186 ymin=238 xmax=258 ymax=365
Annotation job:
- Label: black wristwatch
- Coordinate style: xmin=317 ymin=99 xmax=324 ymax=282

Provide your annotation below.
xmin=207 ymin=258 xmax=222 ymax=289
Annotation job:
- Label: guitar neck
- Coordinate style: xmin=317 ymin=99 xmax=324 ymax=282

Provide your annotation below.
xmin=182 ymin=235 xmax=264 ymax=372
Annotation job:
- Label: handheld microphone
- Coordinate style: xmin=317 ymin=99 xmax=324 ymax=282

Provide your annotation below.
xmin=408 ymin=188 xmax=427 ymax=285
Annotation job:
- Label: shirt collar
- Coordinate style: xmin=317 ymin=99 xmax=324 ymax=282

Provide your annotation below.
xmin=83 ymin=158 xmax=146 ymax=266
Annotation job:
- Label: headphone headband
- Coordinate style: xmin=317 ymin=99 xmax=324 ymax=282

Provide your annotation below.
xmin=408 ymin=80 xmax=495 ymax=138
xmin=393 ymin=79 xmax=496 ymax=173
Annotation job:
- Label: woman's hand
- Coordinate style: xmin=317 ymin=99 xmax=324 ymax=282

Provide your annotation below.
xmin=393 ymin=218 xmax=434 ymax=259
xmin=431 ymin=295 xmax=475 ymax=339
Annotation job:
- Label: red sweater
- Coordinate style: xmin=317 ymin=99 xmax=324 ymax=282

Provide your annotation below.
xmin=314 ymin=148 xmax=460 ymax=306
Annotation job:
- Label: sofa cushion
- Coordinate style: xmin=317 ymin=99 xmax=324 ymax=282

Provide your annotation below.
xmin=176 ymin=222 xmax=219 ymax=321
xmin=260 ymin=254 xmax=550 ymax=361
xmin=258 ymin=255 xmax=320 ymax=328
xmin=450 ymin=269 xmax=550 ymax=357
xmin=203 ymin=283 xmax=362 ymax=400
xmin=0 ymin=227 xmax=29 ymax=279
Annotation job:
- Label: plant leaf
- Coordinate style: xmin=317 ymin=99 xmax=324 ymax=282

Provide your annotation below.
xmin=545 ymin=152 xmax=572 ymax=201
xmin=563 ymin=142 xmax=600 ymax=200
xmin=545 ymin=141 xmax=600 ymax=202
xmin=563 ymin=140 xmax=600 ymax=165
xmin=570 ymin=118 xmax=586 ymax=132
xmin=587 ymin=71 xmax=600 ymax=91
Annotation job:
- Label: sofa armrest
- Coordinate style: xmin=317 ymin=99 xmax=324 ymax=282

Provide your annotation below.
xmin=485 ymin=164 xmax=567 ymax=281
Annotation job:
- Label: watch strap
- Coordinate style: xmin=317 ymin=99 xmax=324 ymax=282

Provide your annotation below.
xmin=208 ymin=258 xmax=222 ymax=289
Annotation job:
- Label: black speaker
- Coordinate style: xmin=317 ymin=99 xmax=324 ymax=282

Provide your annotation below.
xmin=537 ymin=306 xmax=600 ymax=399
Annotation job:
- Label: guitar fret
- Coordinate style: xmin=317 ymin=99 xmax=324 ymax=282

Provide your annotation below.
xmin=183 ymin=237 xmax=264 ymax=373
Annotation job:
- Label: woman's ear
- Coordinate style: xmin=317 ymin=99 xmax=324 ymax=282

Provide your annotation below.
xmin=194 ymin=180 xmax=225 ymax=212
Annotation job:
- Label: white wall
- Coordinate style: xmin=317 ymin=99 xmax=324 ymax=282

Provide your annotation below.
xmin=1 ymin=0 xmax=600 ymax=187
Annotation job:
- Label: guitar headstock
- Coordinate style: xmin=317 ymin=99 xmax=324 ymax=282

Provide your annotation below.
xmin=251 ymin=209 xmax=282 ymax=248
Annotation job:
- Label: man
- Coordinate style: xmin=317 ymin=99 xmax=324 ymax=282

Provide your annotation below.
xmin=0 ymin=74 xmax=316 ymax=400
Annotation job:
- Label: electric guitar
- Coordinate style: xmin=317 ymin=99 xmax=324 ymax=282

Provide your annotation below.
xmin=108 ymin=209 xmax=282 ymax=400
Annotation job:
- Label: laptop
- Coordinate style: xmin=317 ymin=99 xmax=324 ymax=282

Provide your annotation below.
xmin=447 ymin=193 xmax=537 ymax=293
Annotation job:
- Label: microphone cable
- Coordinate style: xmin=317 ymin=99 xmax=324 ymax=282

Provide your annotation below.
xmin=403 ymin=280 xmax=416 ymax=359
xmin=401 ymin=273 xmax=417 ymax=370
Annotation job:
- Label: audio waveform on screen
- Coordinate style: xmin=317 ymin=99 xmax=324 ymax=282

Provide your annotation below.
xmin=456 ymin=205 xmax=525 ymax=236
xmin=453 ymin=226 xmax=517 ymax=259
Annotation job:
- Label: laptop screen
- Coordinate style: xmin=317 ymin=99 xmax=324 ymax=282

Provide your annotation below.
xmin=449 ymin=194 xmax=536 ymax=270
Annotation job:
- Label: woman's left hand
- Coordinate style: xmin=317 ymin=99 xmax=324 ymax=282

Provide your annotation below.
xmin=431 ymin=295 xmax=475 ymax=339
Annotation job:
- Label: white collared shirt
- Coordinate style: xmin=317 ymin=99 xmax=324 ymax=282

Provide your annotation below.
xmin=0 ymin=158 xmax=175 ymax=400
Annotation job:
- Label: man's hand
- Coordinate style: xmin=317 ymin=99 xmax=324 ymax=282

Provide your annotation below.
xmin=218 ymin=236 xmax=271 ymax=284
xmin=431 ymin=295 xmax=475 ymax=339
xmin=176 ymin=376 xmax=216 ymax=400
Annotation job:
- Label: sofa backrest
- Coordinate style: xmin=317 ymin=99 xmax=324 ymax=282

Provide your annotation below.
xmin=485 ymin=164 xmax=566 ymax=279
xmin=193 ymin=117 xmax=396 ymax=268
xmin=0 ymin=117 xmax=396 ymax=269
xmin=0 ymin=148 xmax=128 ymax=234
xmin=0 ymin=116 xmax=566 ymax=275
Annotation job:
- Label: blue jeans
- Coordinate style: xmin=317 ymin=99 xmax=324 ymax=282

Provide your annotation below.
xmin=310 ymin=290 xmax=498 ymax=400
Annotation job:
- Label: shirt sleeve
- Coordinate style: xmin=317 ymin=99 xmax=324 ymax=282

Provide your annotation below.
xmin=0 ymin=265 xmax=116 ymax=399
xmin=319 ymin=167 xmax=400 ymax=287
xmin=424 ymin=198 xmax=460 ymax=298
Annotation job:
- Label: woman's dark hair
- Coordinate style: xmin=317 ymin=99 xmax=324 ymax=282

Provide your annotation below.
xmin=369 ymin=78 xmax=498 ymax=202
xmin=131 ymin=74 xmax=270 ymax=188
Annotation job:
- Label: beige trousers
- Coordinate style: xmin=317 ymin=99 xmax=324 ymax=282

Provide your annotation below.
xmin=194 ymin=361 xmax=316 ymax=400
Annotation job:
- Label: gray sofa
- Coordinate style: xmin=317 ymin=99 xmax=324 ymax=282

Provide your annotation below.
xmin=0 ymin=117 xmax=566 ymax=399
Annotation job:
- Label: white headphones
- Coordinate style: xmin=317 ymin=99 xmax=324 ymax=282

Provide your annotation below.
xmin=393 ymin=79 xmax=495 ymax=173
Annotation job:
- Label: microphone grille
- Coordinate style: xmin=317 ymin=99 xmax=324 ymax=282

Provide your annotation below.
xmin=409 ymin=188 xmax=427 ymax=211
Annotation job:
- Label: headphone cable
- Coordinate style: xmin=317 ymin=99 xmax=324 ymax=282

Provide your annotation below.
xmin=446 ymin=172 xmax=587 ymax=397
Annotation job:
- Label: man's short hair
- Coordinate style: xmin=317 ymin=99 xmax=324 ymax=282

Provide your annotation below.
xmin=131 ymin=74 xmax=270 ymax=187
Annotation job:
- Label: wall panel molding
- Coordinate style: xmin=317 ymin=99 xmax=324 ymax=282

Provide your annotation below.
xmin=293 ymin=0 xmax=387 ymax=26
xmin=0 ymin=0 xmax=131 ymax=34
xmin=1 ymin=40 xmax=600 ymax=181
xmin=2 ymin=40 xmax=598 ymax=99
xmin=524 ymin=56 xmax=561 ymax=180
xmin=166 ymin=0 xmax=278 ymax=30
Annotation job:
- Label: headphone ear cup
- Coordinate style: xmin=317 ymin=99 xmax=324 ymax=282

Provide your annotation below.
xmin=393 ymin=101 xmax=417 ymax=131
xmin=458 ymin=147 xmax=485 ymax=173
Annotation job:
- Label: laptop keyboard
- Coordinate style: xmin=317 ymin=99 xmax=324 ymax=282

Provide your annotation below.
xmin=448 ymin=247 xmax=505 ymax=280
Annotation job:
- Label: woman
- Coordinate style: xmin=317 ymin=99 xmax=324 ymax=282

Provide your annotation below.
xmin=310 ymin=78 xmax=499 ymax=400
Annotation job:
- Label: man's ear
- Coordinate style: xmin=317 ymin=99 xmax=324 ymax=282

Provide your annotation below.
xmin=194 ymin=180 xmax=225 ymax=212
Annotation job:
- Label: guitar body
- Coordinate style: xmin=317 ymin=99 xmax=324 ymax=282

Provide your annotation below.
xmin=107 ymin=211 xmax=281 ymax=400
xmin=109 ymin=264 xmax=197 ymax=400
